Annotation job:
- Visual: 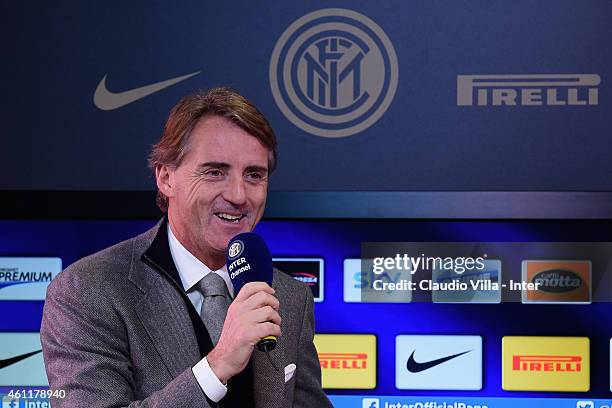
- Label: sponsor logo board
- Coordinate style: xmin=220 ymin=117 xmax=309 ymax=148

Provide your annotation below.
xmin=0 ymin=333 xmax=48 ymax=386
xmin=521 ymin=260 xmax=591 ymax=304
xmin=396 ymin=335 xmax=482 ymax=390
xmin=0 ymin=258 xmax=61 ymax=301
xmin=344 ymin=258 xmax=412 ymax=303
xmin=502 ymin=336 xmax=589 ymax=391
xmin=432 ymin=259 xmax=501 ymax=303
xmin=314 ymin=334 xmax=376 ymax=389
xmin=273 ymin=258 xmax=323 ymax=302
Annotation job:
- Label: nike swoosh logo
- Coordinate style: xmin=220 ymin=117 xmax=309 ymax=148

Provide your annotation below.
xmin=0 ymin=350 xmax=42 ymax=369
xmin=94 ymin=71 xmax=200 ymax=110
xmin=406 ymin=349 xmax=471 ymax=373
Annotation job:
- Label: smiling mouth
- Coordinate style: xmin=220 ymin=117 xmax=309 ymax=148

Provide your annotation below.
xmin=214 ymin=212 xmax=246 ymax=223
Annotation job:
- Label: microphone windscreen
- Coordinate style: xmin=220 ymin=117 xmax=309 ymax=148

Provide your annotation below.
xmin=226 ymin=232 xmax=273 ymax=294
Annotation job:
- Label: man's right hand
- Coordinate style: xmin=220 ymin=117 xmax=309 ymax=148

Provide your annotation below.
xmin=206 ymin=282 xmax=281 ymax=383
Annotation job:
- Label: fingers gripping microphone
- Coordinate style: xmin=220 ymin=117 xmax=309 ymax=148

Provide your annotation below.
xmin=226 ymin=232 xmax=276 ymax=353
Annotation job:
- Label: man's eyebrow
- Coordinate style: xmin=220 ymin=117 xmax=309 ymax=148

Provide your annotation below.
xmin=245 ymin=165 xmax=269 ymax=173
xmin=196 ymin=162 xmax=230 ymax=170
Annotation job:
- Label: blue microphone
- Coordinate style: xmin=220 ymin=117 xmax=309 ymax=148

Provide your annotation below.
xmin=226 ymin=232 xmax=276 ymax=352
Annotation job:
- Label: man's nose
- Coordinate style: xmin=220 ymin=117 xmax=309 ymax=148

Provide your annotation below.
xmin=223 ymin=174 xmax=247 ymax=206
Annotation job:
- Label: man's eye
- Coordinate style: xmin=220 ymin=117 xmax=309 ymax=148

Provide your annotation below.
xmin=205 ymin=169 xmax=222 ymax=177
xmin=246 ymin=172 xmax=265 ymax=181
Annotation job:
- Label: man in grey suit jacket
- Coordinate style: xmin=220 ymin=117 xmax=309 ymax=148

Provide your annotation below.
xmin=40 ymin=87 xmax=332 ymax=407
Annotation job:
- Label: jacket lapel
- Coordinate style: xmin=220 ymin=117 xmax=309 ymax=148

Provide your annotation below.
xmin=134 ymin=268 xmax=201 ymax=377
xmin=130 ymin=219 xmax=212 ymax=378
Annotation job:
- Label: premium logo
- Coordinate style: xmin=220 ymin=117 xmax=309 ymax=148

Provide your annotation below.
xmin=457 ymin=74 xmax=600 ymax=106
xmin=93 ymin=71 xmax=200 ymax=111
xmin=0 ymin=258 xmax=61 ymax=301
xmin=270 ymin=9 xmax=399 ymax=137
xmin=314 ymin=334 xmax=376 ymax=389
xmin=0 ymin=333 xmax=48 ymax=386
xmin=273 ymin=258 xmax=324 ymax=302
xmin=396 ymin=335 xmax=482 ymax=390
xmin=343 ymin=258 xmax=412 ymax=303
xmin=502 ymin=336 xmax=590 ymax=391
xmin=521 ymin=260 xmax=591 ymax=304
xmin=432 ymin=259 xmax=501 ymax=304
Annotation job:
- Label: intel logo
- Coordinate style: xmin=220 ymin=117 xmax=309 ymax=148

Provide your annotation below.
xmin=270 ymin=8 xmax=399 ymax=137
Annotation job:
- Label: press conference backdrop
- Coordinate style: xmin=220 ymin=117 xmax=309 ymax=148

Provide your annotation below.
xmin=3 ymin=1 xmax=612 ymax=194
xmin=3 ymin=2 xmax=612 ymax=408
xmin=1 ymin=218 xmax=612 ymax=408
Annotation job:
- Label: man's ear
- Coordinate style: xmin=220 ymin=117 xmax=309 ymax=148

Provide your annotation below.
xmin=155 ymin=164 xmax=175 ymax=198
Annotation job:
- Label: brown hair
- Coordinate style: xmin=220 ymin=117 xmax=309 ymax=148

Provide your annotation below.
xmin=148 ymin=87 xmax=278 ymax=212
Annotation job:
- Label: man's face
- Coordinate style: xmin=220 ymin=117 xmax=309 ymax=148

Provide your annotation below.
xmin=161 ymin=115 xmax=270 ymax=265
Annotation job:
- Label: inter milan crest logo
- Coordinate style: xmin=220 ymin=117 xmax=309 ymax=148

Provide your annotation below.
xmin=228 ymin=241 xmax=243 ymax=259
xmin=270 ymin=9 xmax=399 ymax=137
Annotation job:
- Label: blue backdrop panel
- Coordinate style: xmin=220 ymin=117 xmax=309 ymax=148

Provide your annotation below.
xmin=2 ymin=1 xmax=611 ymax=191
xmin=0 ymin=218 xmax=611 ymax=399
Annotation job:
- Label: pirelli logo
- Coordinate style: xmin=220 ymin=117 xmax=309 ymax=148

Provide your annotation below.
xmin=314 ymin=334 xmax=376 ymax=389
xmin=502 ymin=336 xmax=589 ymax=392
xmin=319 ymin=353 xmax=368 ymax=369
xmin=457 ymin=74 xmax=600 ymax=106
xmin=512 ymin=355 xmax=582 ymax=372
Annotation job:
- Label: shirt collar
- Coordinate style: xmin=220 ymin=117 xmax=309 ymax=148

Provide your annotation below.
xmin=167 ymin=223 xmax=234 ymax=297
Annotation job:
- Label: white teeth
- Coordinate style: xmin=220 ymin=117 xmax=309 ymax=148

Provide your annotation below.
xmin=216 ymin=213 xmax=243 ymax=222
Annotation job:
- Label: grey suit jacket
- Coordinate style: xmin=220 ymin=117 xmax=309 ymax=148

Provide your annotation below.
xmin=40 ymin=220 xmax=332 ymax=407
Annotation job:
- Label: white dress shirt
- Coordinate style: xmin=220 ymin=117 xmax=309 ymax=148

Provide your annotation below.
xmin=167 ymin=224 xmax=234 ymax=403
